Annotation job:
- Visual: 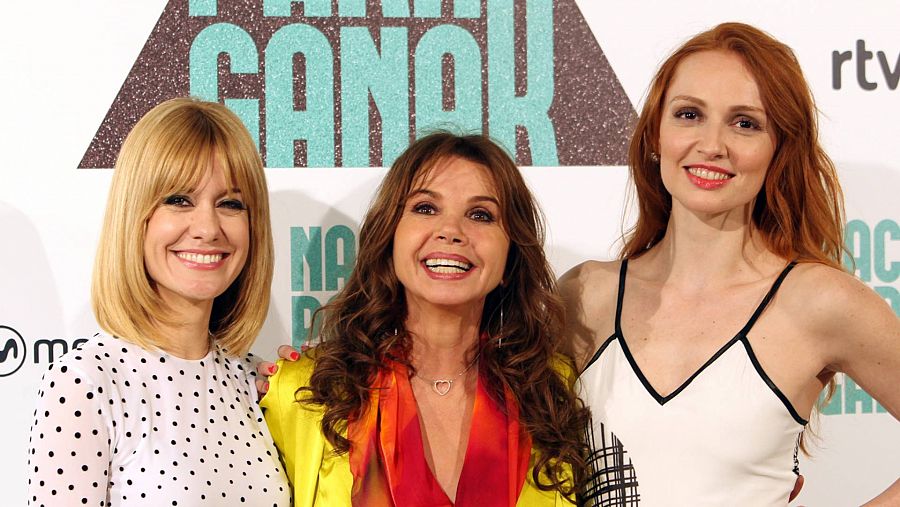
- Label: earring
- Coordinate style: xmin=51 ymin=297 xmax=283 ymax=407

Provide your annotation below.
xmin=497 ymin=306 xmax=505 ymax=348
xmin=649 ymin=152 xmax=660 ymax=163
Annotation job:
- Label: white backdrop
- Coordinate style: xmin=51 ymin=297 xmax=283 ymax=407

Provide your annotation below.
xmin=1 ymin=1 xmax=897 ymax=504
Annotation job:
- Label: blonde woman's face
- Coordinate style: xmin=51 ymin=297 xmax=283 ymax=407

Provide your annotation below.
xmin=143 ymin=161 xmax=250 ymax=310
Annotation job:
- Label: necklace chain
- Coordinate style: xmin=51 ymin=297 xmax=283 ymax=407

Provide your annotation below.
xmin=413 ymin=353 xmax=480 ymax=396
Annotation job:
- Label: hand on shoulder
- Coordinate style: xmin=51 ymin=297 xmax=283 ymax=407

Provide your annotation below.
xmin=256 ymin=344 xmax=305 ymax=395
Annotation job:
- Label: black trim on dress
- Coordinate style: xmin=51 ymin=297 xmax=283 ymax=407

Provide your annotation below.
xmin=617 ymin=333 xmax=744 ymax=405
xmin=739 ymin=338 xmax=808 ymax=425
xmin=610 ymin=259 xmax=806 ymax=422
xmin=581 ymin=335 xmax=617 ymax=374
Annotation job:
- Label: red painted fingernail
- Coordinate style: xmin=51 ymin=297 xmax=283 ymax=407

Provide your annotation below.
xmin=263 ymin=381 xmax=269 ymax=392
xmin=268 ymin=364 xmax=277 ymax=374
xmin=290 ymin=351 xmax=299 ymax=360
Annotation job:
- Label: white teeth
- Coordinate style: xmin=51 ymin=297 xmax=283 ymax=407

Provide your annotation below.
xmin=687 ymin=167 xmax=732 ymax=181
xmin=424 ymin=258 xmax=472 ymax=273
xmin=176 ymin=252 xmax=223 ymax=264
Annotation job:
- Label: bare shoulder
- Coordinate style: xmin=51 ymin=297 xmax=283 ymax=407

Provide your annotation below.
xmin=558 ymin=259 xmax=621 ymax=297
xmin=784 ymin=263 xmax=893 ymax=329
xmin=558 ymin=259 xmax=621 ymax=325
xmin=558 ymin=259 xmax=622 ymax=370
xmin=783 ymin=263 xmax=899 ymax=367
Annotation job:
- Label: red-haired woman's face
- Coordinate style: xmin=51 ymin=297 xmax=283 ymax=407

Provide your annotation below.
xmin=657 ymin=50 xmax=776 ymax=219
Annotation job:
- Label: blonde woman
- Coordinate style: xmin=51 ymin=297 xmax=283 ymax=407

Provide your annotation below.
xmin=26 ymin=98 xmax=289 ymax=506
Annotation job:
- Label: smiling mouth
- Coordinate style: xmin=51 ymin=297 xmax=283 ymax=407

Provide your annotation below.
xmin=424 ymin=258 xmax=472 ymax=274
xmin=176 ymin=252 xmax=225 ymax=265
xmin=686 ymin=167 xmax=734 ymax=181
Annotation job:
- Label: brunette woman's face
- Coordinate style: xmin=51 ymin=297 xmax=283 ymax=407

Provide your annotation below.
xmin=392 ymin=156 xmax=510 ymax=315
xmin=657 ymin=50 xmax=776 ymax=218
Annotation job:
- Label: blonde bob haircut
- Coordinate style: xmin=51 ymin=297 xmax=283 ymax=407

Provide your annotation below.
xmin=91 ymin=97 xmax=273 ymax=356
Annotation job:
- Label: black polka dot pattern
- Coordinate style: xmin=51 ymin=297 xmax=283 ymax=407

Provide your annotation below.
xmin=26 ymin=336 xmax=289 ymax=506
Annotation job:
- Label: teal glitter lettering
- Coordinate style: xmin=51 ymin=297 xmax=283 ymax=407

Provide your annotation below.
xmin=843 ymin=376 xmax=874 ymax=414
xmin=266 ymin=24 xmax=335 ymax=167
xmin=415 ymin=25 xmax=482 ymax=136
xmin=341 ymin=27 xmax=410 ymax=167
xmin=292 ymin=296 xmax=321 ymax=346
xmin=843 ymin=219 xmax=871 ymax=281
xmin=189 ymin=24 xmax=261 ymax=147
xmin=819 ymin=383 xmax=842 ymax=415
xmin=873 ymin=219 xmax=899 ymax=283
xmin=189 ymin=0 xmax=217 ymax=16
xmin=291 ymin=227 xmax=322 ymax=291
xmin=325 ymin=226 xmax=357 ymax=290
xmin=487 ymin=0 xmax=558 ymax=165
xmin=264 ymin=0 xmax=331 ymax=17
xmin=414 ymin=0 xmax=479 ymax=18
xmin=340 ymin=0 xmax=410 ymax=17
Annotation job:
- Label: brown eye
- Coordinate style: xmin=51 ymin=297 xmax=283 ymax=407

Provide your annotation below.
xmin=162 ymin=195 xmax=192 ymax=207
xmin=412 ymin=202 xmax=437 ymax=215
xmin=218 ymin=199 xmax=247 ymax=211
xmin=675 ymin=108 xmax=700 ymax=121
xmin=468 ymin=209 xmax=495 ymax=223
xmin=735 ymin=118 xmax=759 ymax=130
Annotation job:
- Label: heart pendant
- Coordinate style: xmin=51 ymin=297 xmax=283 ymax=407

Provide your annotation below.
xmin=432 ymin=380 xmax=452 ymax=396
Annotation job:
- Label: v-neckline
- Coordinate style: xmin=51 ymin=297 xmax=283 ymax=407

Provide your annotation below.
xmin=411 ymin=371 xmax=479 ymax=505
xmin=616 ymin=331 xmax=744 ymax=404
xmin=610 ymin=258 xmax=798 ymax=406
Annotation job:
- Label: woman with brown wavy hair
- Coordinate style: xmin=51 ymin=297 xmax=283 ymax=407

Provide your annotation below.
xmin=561 ymin=22 xmax=900 ymax=505
xmin=261 ymin=131 xmax=589 ymax=506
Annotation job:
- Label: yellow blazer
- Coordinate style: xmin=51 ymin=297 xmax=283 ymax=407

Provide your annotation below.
xmin=261 ymin=353 xmax=575 ymax=506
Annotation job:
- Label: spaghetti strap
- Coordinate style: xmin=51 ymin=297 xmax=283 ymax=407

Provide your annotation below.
xmin=738 ymin=261 xmax=798 ymax=336
xmin=614 ymin=259 xmax=629 ymax=336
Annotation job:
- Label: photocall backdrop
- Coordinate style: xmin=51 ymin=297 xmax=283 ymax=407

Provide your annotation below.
xmin=1 ymin=1 xmax=897 ymax=504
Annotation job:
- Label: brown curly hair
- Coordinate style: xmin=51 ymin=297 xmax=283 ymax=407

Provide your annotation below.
xmin=302 ymin=131 xmax=590 ymax=498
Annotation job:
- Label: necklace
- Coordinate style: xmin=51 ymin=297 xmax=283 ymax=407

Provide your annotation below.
xmin=413 ymin=355 xmax=479 ymax=396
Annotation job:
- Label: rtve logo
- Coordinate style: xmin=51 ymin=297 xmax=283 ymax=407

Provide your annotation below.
xmin=0 ymin=325 xmax=93 ymax=378
xmin=832 ymin=40 xmax=900 ymax=90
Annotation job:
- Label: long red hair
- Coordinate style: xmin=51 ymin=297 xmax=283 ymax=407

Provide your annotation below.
xmin=623 ymin=22 xmax=845 ymax=269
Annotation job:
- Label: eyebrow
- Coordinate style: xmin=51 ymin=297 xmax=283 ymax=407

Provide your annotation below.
xmin=669 ymin=94 xmax=766 ymax=114
xmin=204 ymin=188 xmax=243 ymax=200
xmin=407 ymin=188 xmax=500 ymax=206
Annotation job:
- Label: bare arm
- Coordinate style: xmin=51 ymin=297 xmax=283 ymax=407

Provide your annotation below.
xmin=816 ymin=270 xmax=900 ymax=419
xmin=810 ymin=268 xmax=900 ymax=503
xmin=863 ymin=479 xmax=900 ymax=506
xmin=558 ymin=260 xmax=618 ymax=372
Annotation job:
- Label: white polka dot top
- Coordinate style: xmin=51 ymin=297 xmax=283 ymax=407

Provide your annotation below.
xmin=26 ymin=335 xmax=290 ymax=506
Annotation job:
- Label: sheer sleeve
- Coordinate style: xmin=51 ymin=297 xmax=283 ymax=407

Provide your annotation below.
xmin=26 ymin=359 xmax=114 ymax=506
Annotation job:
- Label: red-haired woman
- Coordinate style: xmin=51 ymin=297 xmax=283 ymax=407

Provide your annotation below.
xmin=561 ymin=23 xmax=900 ymax=506
xmin=261 ymin=132 xmax=589 ymax=506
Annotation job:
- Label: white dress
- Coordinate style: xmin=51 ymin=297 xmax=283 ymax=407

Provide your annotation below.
xmin=579 ymin=260 xmax=806 ymax=506
xmin=26 ymin=335 xmax=290 ymax=506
